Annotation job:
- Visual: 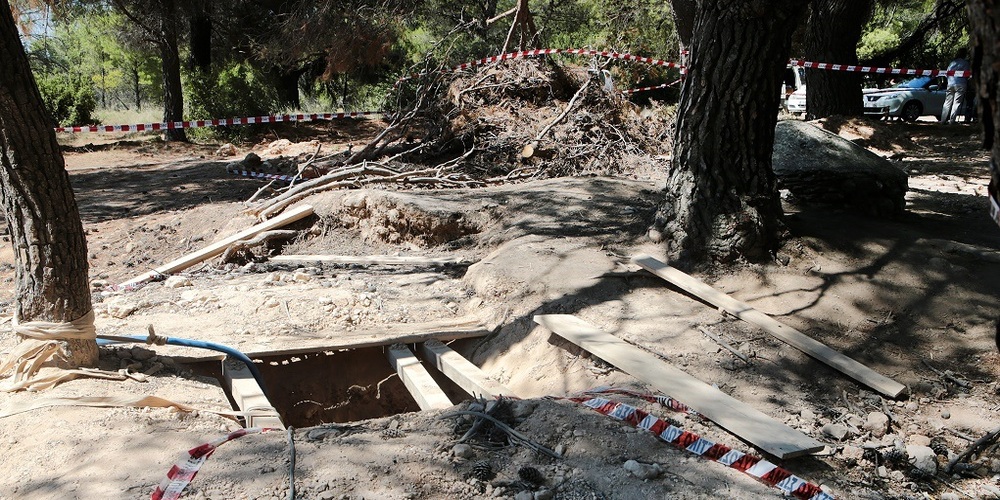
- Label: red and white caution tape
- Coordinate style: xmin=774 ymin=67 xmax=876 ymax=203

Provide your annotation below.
xmin=568 ymin=392 xmax=833 ymax=500
xmin=55 ymin=111 xmax=381 ymax=134
xmin=789 ymin=59 xmax=970 ymax=78
xmin=227 ymin=168 xmax=298 ymax=183
xmin=151 ymin=427 xmax=274 ymax=500
xmin=623 ymin=78 xmax=683 ymax=95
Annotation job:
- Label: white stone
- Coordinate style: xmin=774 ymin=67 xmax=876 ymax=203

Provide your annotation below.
xmin=821 ymin=423 xmax=850 ymax=441
xmin=293 ymin=272 xmax=312 ymax=282
xmin=906 ymin=444 xmax=938 ymax=476
xmin=864 ymin=412 xmax=890 ymax=438
xmin=164 ymin=276 xmax=192 ymax=288
xmin=452 ymin=444 xmax=473 ymax=459
xmin=623 ymin=460 xmax=663 ymax=480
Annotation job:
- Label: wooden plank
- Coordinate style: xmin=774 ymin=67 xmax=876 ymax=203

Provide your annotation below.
xmin=162 ymin=317 xmax=490 ymax=362
xmin=222 ymin=361 xmax=285 ymax=429
xmin=270 ymin=255 xmax=467 ymax=266
xmin=632 ymin=254 xmax=907 ymax=398
xmin=534 ymin=314 xmax=824 ymax=459
xmin=118 ymin=204 xmax=314 ymax=289
xmin=420 ymin=339 xmax=516 ymax=399
xmin=387 ymin=344 xmax=453 ymax=411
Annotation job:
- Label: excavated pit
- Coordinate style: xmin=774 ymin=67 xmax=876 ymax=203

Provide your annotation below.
xmin=193 ymin=344 xmax=474 ymax=427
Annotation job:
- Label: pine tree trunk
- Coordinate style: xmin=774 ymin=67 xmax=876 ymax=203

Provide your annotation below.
xmin=970 ymin=0 xmax=1000 ymax=193
xmin=160 ymin=0 xmax=187 ymax=142
xmin=0 ymin=5 xmax=96 ymax=366
xmin=803 ymin=0 xmax=872 ymax=118
xmin=660 ymin=1 xmax=808 ymax=263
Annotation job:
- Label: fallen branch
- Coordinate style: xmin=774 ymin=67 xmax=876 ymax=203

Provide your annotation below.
xmin=245 ymin=179 xmax=279 ymax=205
xmin=699 ymin=326 xmax=749 ymax=363
xmin=289 ymin=143 xmax=323 ymax=187
xmin=922 ymin=360 xmax=972 ymax=388
xmin=534 ymin=75 xmax=592 ymax=143
xmin=947 ymin=425 xmax=1000 ymax=473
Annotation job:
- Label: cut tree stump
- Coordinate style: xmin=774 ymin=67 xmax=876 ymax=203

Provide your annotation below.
xmin=534 ymin=314 xmax=824 ymax=459
xmin=632 ymin=254 xmax=907 ymax=398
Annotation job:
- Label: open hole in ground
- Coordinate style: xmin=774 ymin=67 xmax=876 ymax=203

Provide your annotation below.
xmin=189 ymin=342 xmax=476 ymax=428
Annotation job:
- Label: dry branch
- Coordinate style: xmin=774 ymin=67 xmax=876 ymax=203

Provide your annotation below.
xmin=220 ymin=229 xmax=299 ymax=263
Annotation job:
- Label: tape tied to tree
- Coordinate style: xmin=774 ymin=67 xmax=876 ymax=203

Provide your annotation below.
xmin=0 ymin=310 xmax=119 ymax=392
xmin=11 ymin=309 xmax=97 ymax=340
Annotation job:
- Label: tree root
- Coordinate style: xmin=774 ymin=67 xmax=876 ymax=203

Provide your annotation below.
xmin=219 ymin=229 xmax=299 ymax=263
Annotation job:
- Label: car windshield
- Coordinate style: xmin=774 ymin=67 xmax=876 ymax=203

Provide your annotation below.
xmin=894 ymin=76 xmax=930 ymax=89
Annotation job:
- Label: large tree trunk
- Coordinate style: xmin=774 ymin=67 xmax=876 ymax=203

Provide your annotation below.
xmin=658 ymin=1 xmax=808 ymax=263
xmin=188 ymin=8 xmax=212 ymax=73
xmin=159 ymin=0 xmax=187 ymax=142
xmin=0 ymin=5 xmax=96 ymax=371
xmin=803 ymin=0 xmax=872 ymax=118
xmin=970 ymin=1 xmax=1000 ymax=207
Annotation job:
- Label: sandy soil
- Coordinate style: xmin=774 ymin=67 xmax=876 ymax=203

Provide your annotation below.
xmin=1 ymin=117 xmax=1000 ymax=500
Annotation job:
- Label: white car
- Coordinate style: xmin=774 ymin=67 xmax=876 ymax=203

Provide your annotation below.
xmin=862 ymin=76 xmax=947 ymax=121
xmin=785 ymin=88 xmax=806 ymax=114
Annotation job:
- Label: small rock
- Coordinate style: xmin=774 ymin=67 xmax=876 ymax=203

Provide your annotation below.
xmin=215 ymin=143 xmax=237 ymax=157
xmin=939 ymin=493 xmax=960 ymax=500
xmin=573 ymin=429 xmax=585 ymax=437
xmin=841 ymin=445 xmax=865 ymax=462
xmin=908 ymin=435 xmax=931 ymax=447
xmin=452 ymin=444 xmax=473 ymax=459
xmin=164 ymin=276 xmax=192 ymax=288
xmin=293 ymin=272 xmax=312 ymax=283
xmin=534 ymin=490 xmax=554 ymax=500
xmin=514 ymin=492 xmax=533 ymax=500
xmin=800 ymin=409 xmax=816 ymax=421
xmin=906 ymin=444 xmax=938 ymax=476
xmin=90 ymin=279 xmax=109 ymax=290
xmin=623 ymin=460 xmax=664 ymax=480
xmin=888 ymin=470 xmax=905 ymax=482
xmin=941 ymin=411 xmax=951 ymax=419
xmin=864 ymin=412 xmax=890 ymax=438
xmin=106 ymin=299 xmax=138 ymax=319
xmin=554 ymin=444 xmax=566 ymax=457
xmin=877 ymin=465 xmax=889 ymax=478
xmin=821 ymin=423 xmax=850 ymax=441
xmin=130 ymin=346 xmax=155 ymax=361
xmin=845 ymin=413 xmax=864 ymax=427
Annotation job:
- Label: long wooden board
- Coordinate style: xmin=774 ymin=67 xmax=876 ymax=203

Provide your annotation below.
xmin=534 ymin=314 xmax=824 ymax=459
xmin=270 ymin=255 xmax=467 ymax=266
xmin=632 ymin=255 xmax=907 ymax=398
xmin=222 ymin=361 xmax=285 ymax=429
xmin=420 ymin=339 xmax=516 ymax=399
xmin=166 ymin=317 xmax=490 ymax=363
xmin=118 ymin=204 xmax=314 ymax=289
xmin=387 ymin=345 xmax=453 ymax=411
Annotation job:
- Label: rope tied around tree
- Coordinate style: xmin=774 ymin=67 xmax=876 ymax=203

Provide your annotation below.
xmin=0 ymin=310 xmax=124 ymax=392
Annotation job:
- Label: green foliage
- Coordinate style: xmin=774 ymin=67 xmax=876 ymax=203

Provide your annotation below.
xmin=184 ymin=61 xmax=284 ymax=139
xmin=36 ymin=74 xmax=97 ymax=126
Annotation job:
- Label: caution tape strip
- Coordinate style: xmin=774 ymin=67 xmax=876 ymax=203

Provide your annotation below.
xmin=55 ymin=111 xmax=381 ymax=134
xmin=622 ymin=78 xmax=683 ymax=95
xmin=567 ymin=393 xmax=833 ymax=500
xmin=227 ymin=169 xmax=298 ymax=182
xmin=790 ymin=59 xmax=970 ymax=78
xmin=151 ymin=427 xmax=274 ymax=500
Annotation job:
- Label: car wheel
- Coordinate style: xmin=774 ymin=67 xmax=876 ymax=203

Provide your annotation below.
xmin=901 ymin=101 xmax=921 ymax=122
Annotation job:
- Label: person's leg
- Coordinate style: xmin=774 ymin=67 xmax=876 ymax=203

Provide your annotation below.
xmin=950 ymin=85 xmax=967 ymax=123
xmin=942 ymin=86 xmax=956 ymax=123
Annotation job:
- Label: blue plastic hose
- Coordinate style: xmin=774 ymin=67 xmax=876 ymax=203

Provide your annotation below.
xmin=96 ymin=335 xmax=267 ymax=396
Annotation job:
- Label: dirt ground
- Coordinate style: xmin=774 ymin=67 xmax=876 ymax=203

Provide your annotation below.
xmin=1 ymin=116 xmax=1000 ymax=500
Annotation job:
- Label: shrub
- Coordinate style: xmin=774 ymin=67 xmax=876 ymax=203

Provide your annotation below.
xmin=36 ymin=75 xmax=98 ymax=126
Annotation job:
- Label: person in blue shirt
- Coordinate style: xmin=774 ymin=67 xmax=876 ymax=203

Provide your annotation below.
xmin=941 ymin=48 xmax=971 ymax=124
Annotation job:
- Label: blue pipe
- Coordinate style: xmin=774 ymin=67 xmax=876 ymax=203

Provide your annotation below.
xmin=96 ymin=335 xmax=268 ymax=396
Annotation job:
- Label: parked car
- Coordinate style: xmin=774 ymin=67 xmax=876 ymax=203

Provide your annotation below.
xmin=862 ymin=76 xmax=946 ymax=121
xmin=782 ymin=66 xmax=806 ymax=114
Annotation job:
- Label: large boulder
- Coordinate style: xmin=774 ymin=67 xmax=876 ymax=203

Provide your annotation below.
xmin=772 ymin=120 xmax=908 ymax=217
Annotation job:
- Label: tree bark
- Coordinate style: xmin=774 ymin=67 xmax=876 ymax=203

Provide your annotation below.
xmin=803 ymin=0 xmax=872 ymax=118
xmin=159 ymin=0 xmax=187 ymax=142
xmin=0 ymin=4 xmax=96 ymax=366
xmin=188 ymin=1 xmax=212 ymax=73
xmin=659 ymin=1 xmax=808 ymax=263
xmin=970 ymin=1 xmax=1000 ymax=188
